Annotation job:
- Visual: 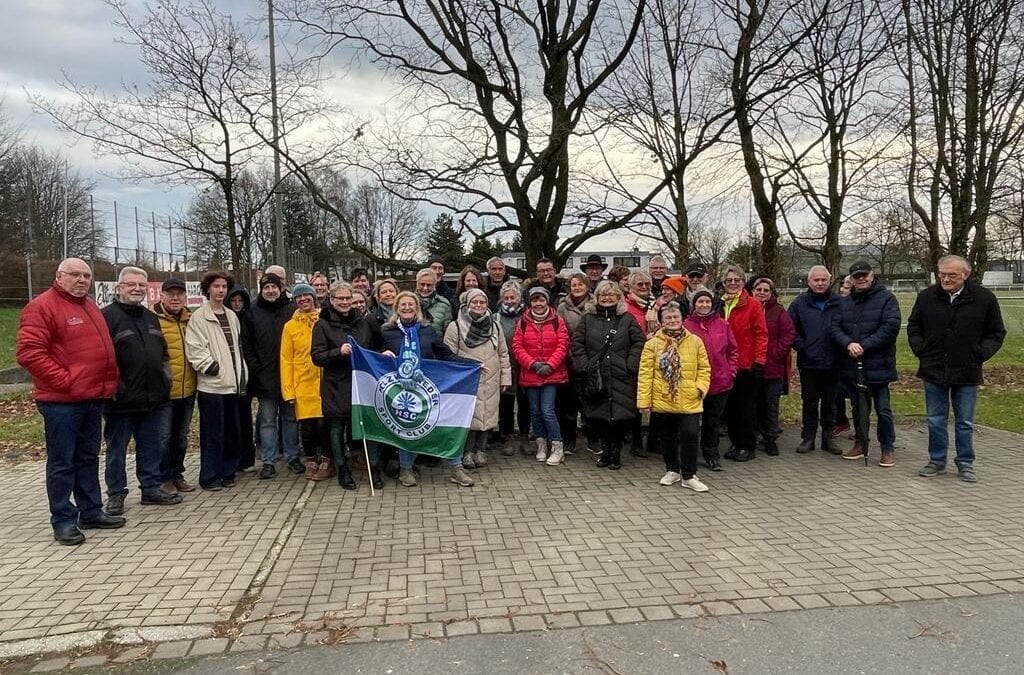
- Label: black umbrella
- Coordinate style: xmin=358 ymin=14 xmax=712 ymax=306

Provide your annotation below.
xmin=854 ymin=358 xmax=870 ymax=467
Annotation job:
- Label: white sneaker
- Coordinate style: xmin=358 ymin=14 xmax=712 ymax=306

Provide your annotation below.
xmin=535 ymin=438 xmax=548 ymax=462
xmin=680 ymin=476 xmax=709 ymax=492
xmin=546 ymin=441 xmax=564 ymax=466
xmin=659 ymin=471 xmax=681 ymax=486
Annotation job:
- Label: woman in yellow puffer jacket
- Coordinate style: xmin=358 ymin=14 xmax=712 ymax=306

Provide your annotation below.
xmin=637 ymin=302 xmax=711 ymax=493
xmin=280 ymin=284 xmax=330 ymax=479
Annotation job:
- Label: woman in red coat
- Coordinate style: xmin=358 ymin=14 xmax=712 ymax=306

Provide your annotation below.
xmin=720 ymin=265 xmax=768 ymax=462
xmin=512 ymin=287 xmax=570 ymax=464
xmin=751 ymin=277 xmax=795 ymax=456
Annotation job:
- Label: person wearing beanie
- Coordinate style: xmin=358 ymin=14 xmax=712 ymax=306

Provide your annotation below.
xmin=426 ymin=256 xmax=458 ymax=308
xmin=787 ymin=266 xmax=843 ymax=455
xmin=241 ymin=272 xmax=301 ymax=479
xmin=684 ymin=289 xmax=738 ymax=471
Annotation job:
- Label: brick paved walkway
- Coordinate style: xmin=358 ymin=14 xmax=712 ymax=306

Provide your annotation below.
xmin=2 ymin=421 xmax=1024 ymax=664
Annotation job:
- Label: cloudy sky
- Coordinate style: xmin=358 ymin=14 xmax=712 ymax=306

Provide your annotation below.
xmin=2 ymin=1 xmax=675 ymax=257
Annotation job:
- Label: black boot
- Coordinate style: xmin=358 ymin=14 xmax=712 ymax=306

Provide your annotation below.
xmin=596 ymin=439 xmax=612 ymax=468
xmin=370 ymin=465 xmax=384 ymax=490
xmin=337 ymin=458 xmax=357 ymax=490
xmin=734 ymin=448 xmax=756 ymax=462
xmin=821 ymin=430 xmax=842 ymax=455
xmin=796 ymin=435 xmax=815 ymax=454
xmin=763 ymin=439 xmax=779 ymax=456
xmin=609 ymin=442 xmax=622 ymax=470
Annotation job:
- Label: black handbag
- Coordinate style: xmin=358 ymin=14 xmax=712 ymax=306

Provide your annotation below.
xmin=583 ymin=316 xmax=624 ymax=402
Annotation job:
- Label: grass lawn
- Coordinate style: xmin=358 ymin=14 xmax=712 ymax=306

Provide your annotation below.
xmin=0 ymin=308 xmax=20 ymax=370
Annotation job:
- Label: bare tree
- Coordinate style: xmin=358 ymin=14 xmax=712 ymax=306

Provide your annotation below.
xmin=897 ymin=0 xmax=1024 ymax=274
xmin=690 ymin=220 xmax=734 ymax=281
xmin=283 ymin=0 xmax=651 ymax=270
xmin=850 ymin=201 xmax=929 ymax=278
xmin=347 ymin=184 xmax=423 ymax=276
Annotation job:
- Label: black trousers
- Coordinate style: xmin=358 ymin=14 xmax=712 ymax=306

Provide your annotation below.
xmin=700 ymin=392 xmax=728 ymax=462
xmin=756 ymin=377 xmax=784 ymax=446
xmin=800 ymin=368 xmax=838 ymax=437
xmin=499 ymin=387 xmax=531 ymax=436
xmin=299 ymin=418 xmax=329 ymax=459
xmin=835 ymin=379 xmax=850 ymax=426
xmin=725 ymin=370 xmax=758 ymax=452
xmin=237 ymin=395 xmax=256 ymax=469
xmin=589 ymin=418 xmax=626 ymax=448
xmin=555 ymin=376 xmax=580 ymax=445
xmin=660 ymin=412 xmax=701 ymax=478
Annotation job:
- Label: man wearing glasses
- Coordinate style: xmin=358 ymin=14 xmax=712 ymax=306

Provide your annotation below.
xmin=17 ymin=258 xmax=123 ymax=545
xmin=908 ymin=255 xmax=1005 ymax=483
xmin=102 ymin=267 xmax=183 ymax=515
xmin=648 ymin=255 xmax=669 ymax=297
xmin=831 ymin=261 xmax=901 ymax=467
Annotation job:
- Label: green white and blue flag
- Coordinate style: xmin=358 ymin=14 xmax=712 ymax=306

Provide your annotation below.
xmin=349 ymin=338 xmax=481 ymax=459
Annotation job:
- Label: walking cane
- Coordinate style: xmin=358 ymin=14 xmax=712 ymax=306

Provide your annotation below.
xmin=854 ymin=358 xmax=870 ymax=467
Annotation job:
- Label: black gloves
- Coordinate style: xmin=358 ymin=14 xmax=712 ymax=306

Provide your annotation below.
xmin=205 ymin=361 xmax=220 ymax=376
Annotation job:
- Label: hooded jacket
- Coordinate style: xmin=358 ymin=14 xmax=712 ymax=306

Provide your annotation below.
xmin=906 ymin=279 xmax=1006 ymax=386
xmin=512 ymin=307 xmax=571 ymax=387
xmin=310 ymin=305 xmax=384 ymax=418
xmin=788 ymin=289 xmax=841 ymax=370
xmin=684 ymin=310 xmax=738 ymax=396
xmin=761 ymin=296 xmax=795 ymax=382
xmin=226 ymin=286 xmax=251 ymax=314
xmin=152 ymin=302 xmax=197 ymax=399
xmin=17 ymin=284 xmax=118 ymax=403
xmin=184 ymin=301 xmax=248 ymax=395
xmin=280 ymin=308 xmax=323 ymax=419
xmin=831 ymin=278 xmax=901 ymax=384
xmin=571 ymin=302 xmax=645 ymax=422
xmin=102 ymin=299 xmax=171 ymax=414
xmin=721 ymin=289 xmax=768 ymax=371
xmin=637 ymin=327 xmax=711 ymax=414
xmin=241 ymin=293 xmax=295 ymax=398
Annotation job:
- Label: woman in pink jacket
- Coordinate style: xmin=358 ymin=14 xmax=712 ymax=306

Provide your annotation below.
xmin=684 ymin=289 xmax=738 ymax=471
xmin=512 ymin=287 xmax=570 ymax=465
xmin=751 ymin=277 xmax=796 ymax=456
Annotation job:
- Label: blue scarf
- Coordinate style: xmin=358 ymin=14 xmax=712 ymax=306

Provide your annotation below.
xmin=397 ymin=320 xmax=423 ymax=389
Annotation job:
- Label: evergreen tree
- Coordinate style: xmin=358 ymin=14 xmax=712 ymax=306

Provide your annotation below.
xmin=424 ymin=213 xmax=465 ymax=267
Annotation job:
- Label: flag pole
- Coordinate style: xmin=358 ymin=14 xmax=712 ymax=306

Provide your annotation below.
xmin=359 ymin=414 xmax=375 ymax=497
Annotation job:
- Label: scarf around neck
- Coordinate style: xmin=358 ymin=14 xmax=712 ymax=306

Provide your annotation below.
xmin=459 ymin=308 xmax=495 ymax=348
xmin=658 ymin=328 xmax=685 ymax=397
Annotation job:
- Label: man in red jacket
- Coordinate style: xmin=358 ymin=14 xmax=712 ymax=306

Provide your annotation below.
xmin=16 ymin=258 xmax=125 ymax=546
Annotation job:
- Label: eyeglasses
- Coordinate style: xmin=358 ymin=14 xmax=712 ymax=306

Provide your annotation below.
xmin=332 ymin=295 xmax=353 ymax=301
xmin=723 ymin=278 xmax=743 ymax=284
xmin=634 ymin=282 xmax=651 ymax=287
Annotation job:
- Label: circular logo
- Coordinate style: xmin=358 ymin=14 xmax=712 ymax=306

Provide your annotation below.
xmin=374 ymin=372 xmax=441 ymax=440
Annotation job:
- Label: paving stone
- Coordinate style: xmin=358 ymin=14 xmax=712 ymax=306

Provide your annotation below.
xmin=229 ymin=636 xmax=267 ymax=652
xmin=733 ymin=599 xmax=771 ymax=614
xmin=266 ymin=632 xmax=304 ymax=650
xmin=546 ymin=613 xmax=581 ymax=630
xmin=512 ymin=615 xmax=547 ymax=632
xmin=881 ymin=588 xmax=920 ymax=603
xmin=608 ymin=608 xmax=645 ymax=624
xmin=71 ymin=655 xmax=108 ymax=668
xmin=111 ymin=646 xmax=151 ymax=664
xmin=639 ymin=606 xmax=675 ymax=621
xmin=30 ymin=657 xmax=69 ymax=673
xmin=188 ymin=638 xmax=229 ymax=656
xmin=764 ymin=597 xmax=801 ymax=612
xmin=910 ymin=586 xmax=949 ymax=600
xmin=577 ymin=611 xmax=612 ymax=626
xmin=444 ymin=620 xmax=479 ymax=637
xmin=477 ymin=618 xmax=513 ymax=634
xmin=408 ymin=622 xmax=445 ymax=639
xmin=375 ymin=625 xmax=411 ymax=642
xmin=151 ymin=641 xmax=193 ymax=660
xmin=793 ymin=594 xmax=830 ymax=610
xmin=851 ymin=590 xmax=888 ymax=605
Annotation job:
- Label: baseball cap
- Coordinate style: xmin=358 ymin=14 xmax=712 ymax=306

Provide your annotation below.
xmin=161 ymin=278 xmax=186 ymax=292
xmin=685 ymin=261 xmax=708 ymax=276
xmin=848 ymin=261 xmax=873 ymax=276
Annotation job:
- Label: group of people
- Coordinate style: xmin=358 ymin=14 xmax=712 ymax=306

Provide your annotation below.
xmin=17 ymin=251 xmax=1006 ymax=546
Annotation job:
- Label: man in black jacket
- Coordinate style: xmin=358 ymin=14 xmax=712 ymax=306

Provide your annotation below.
xmin=102 ymin=267 xmax=182 ymax=514
xmin=484 ymin=256 xmax=512 ymax=311
xmin=907 ymin=255 xmax=1006 ymax=483
xmin=241 ymin=273 xmax=302 ymax=479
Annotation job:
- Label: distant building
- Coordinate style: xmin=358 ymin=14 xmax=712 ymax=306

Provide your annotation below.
xmin=501 ymin=250 xmax=665 ymax=274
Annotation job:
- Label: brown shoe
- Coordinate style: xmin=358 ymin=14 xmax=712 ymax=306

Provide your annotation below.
xmin=879 ymin=451 xmax=895 ymax=467
xmin=843 ymin=443 xmax=865 ymax=461
xmin=304 ymin=459 xmax=318 ymax=480
xmin=311 ymin=457 xmax=335 ymax=481
xmin=172 ymin=478 xmax=195 ymax=493
xmin=161 ymin=480 xmax=178 ymax=494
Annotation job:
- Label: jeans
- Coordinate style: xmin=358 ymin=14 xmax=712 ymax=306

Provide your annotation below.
xmin=197 ymin=392 xmax=240 ymax=488
xmin=660 ymin=412 xmax=701 ymax=478
xmin=256 ymin=397 xmax=299 ymax=465
xmin=38 ymin=400 xmax=105 ymax=528
xmin=160 ymin=395 xmax=195 ymax=482
xmin=700 ymin=392 xmax=728 ymax=463
xmin=846 ymin=379 xmax=895 ymax=452
xmin=104 ymin=404 xmax=168 ymax=496
xmin=799 ymin=369 xmax=838 ymax=436
xmin=526 ymin=384 xmax=562 ymax=441
xmin=924 ymin=382 xmax=978 ymax=467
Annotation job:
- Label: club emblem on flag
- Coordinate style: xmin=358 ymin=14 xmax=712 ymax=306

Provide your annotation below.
xmin=374 ymin=372 xmax=441 ymax=440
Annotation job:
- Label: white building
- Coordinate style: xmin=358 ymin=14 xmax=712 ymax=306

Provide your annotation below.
xmin=501 ymin=250 xmax=666 ymax=274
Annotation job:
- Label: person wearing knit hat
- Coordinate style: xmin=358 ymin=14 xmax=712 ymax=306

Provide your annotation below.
xmin=291 ymin=282 xmax=315 ymax=299
xmin=683 ymin=288 xmax=738 ymax=472
xmin=444 ymin=287 xmax=512 ymax=470
xmin=260 ymin=272 xmax=284 ymax=291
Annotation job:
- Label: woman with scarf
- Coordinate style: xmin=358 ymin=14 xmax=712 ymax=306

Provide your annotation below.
xmin=512 ymin=287 xmax=571 ymax=465
xmin=572 ymin=280 xmax=645 ymax=469
xmin=684 ymin=290 xmax=738 ymax=471
xmin=751 ymin=278 xmax=795 ymax=456
xmin=637 ymin=302 xmax=711 ymax=491
xmin=311 ymin=281 xmax=386 ymax=490
xmin=555 ymin=273 xmax=592 ymax=455
xmin=496 ymin=281 xmax=531 ymax=456
xmin=382 ymin=291 xmax=476 ymax=488
xmin=444 ymin=288 xmax=512 ymax=469
xmin=719 ymin=265 xmax=768 ymax=463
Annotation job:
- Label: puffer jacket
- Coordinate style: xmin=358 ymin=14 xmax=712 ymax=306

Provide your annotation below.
xmin=722 ymin=289 xmax=768 ymax=371
xmin=512 ymin=308 xmax=570 ymax=387
xmin=831 ymin=278 xmax=901 ymax=383
xmin=636 ymin=327 xmax=711 ymax=414
xmin=240 ymin=294 xmax=294 ymax=398
xmin=102 ymin=300 xmax=170 ymax=414
xmin=280 ymin=309 xmax=322 ymax=420
xmin=419 ymin=293 xmax=453 ymax=334
xmin=185 ymin=302 xmax=248 ymax=395
xmin=310 ymin=305 xmax=384 ymax=418
xmin=444 ymin=311 xmax=512 ymax=430
xmin=762 ymin=297 xmax=795 ymax=382
xmin=571 ymin=303 xmax=645 ymax=422
xmin=684 ymin=311 xmax=738 ymax=396
xmin=152 ymin=302 xmax=197 ymax=399
xmin=16 ymin=284 xmax=118 ymax=403
xmin=907 ymin=280 xmax=1006 ymax=386
xmin=788 ymin=290 xmax=841 ymax=370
